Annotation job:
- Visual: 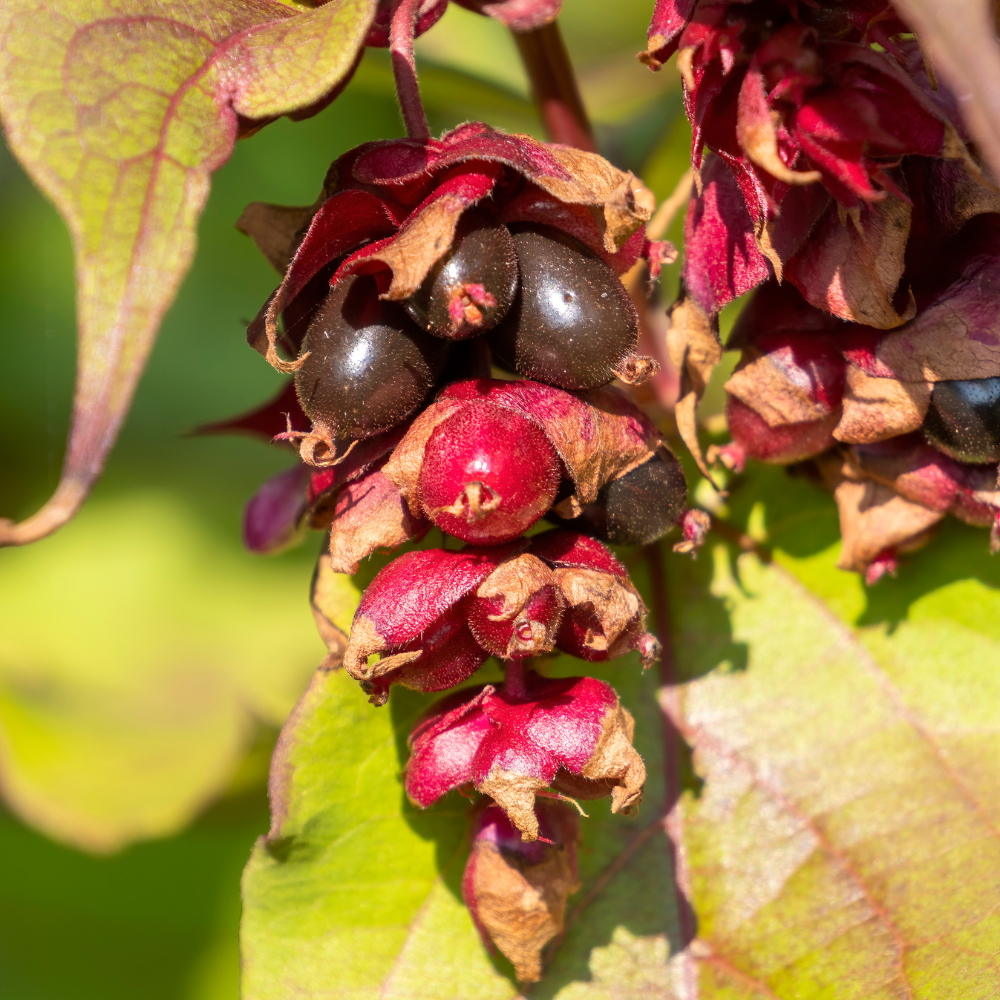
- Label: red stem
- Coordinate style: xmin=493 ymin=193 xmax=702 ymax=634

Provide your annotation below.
xmin=503 ymin=659 xmax=527 ymax=700
xmin=513 ymin=21 xmax=596 ymax=152
xmin=390 ymin=0 xmax=430 ymax=140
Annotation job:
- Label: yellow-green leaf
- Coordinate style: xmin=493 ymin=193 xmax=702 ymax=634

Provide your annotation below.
xmin=668 ymin=466 xmax=1000 ymax=997
xmin=0 ymin=491 xmax=359 ymax=852
xmin=0 ymin=0 xmax=375 ymax=545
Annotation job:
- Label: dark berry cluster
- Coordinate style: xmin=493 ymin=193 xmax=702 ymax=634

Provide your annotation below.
xmin=236 ymin=124 xmax=691 ymax=979
xmin=644 ymin=0 xmax=1000 ymax=580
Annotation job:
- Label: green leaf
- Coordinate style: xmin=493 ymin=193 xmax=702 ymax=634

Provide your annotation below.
xmin=668 ymin=464 xmax=1000 ymax=997
xmin=0 ymin=0 xmax=375 ymax=545
xmin=241 ymin=642 xmax=683 ymax=999
xmin=0 ymin=491 xmax=359 ymax=852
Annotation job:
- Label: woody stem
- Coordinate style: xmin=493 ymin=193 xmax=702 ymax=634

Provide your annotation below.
xmin=390 ymin=0 xmax=430 ymax=140
xmin=513 ymin=21 xmax=596 ymax=152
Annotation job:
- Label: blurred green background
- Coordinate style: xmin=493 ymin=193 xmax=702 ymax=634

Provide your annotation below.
xmin=0 ymin=4 xmax=690 ymax=997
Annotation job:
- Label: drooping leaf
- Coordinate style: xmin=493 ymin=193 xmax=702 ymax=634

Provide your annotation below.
xmin=0 ymin=492 xmax=359 ymax=852
xmin=0 ymin=0 xmax=376 ymax=546
xmin=667 ymin=465 xmax=1000 ymax=997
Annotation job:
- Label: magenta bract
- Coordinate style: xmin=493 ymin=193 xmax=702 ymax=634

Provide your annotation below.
xmin=405 ymin=669 xmax=646 ymax=840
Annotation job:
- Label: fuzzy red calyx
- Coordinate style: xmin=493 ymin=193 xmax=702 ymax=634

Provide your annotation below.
xmin=405 ymin=669 xmax=646 ymax=840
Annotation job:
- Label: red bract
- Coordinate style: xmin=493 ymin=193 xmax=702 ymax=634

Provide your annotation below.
xmin=341 ymin=532 xmax=659 ymax=702
xmin=463 ymin=801 xmax=580 ymax=983
xmin=405 ymin=668 xmax=646 ymax=841
xmin=342 ymin=547 xmax=510 ymax=704
xmin=645 ymin=0 xmax=957 ymax=208
xmin=240 ymin=123 xmax=660 ymax=461
xmin=643 ymin=0 xmax=987 ymax=322
xmin=724 ymin=281 xmax=849 ymax=463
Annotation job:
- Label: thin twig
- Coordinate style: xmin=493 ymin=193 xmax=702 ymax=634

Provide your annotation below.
xmin=646 ymin=168 xmax=694 ymax=241
xmin=513 ymin=21 xmax=596 ymax=152
xmin=390 ymin=0 xmax=430 ymax=140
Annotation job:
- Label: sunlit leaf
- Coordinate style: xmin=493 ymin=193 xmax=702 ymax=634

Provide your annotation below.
xmin=0 ymin=0 xmax=375 ymax=545
xmin=0 ymin=492 xmax=359 ymax=852
xmin=668 ymin=466 xmax=1000 ymax=997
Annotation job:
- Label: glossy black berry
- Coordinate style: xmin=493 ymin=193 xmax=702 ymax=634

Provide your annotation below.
xmin=599 ymin=450 xmax=687 ymax=545
xmin=295 ymin=274 xmax=449 ymax=439
xmin=922 ymin=377 xmax=1000 ymax=465
xmin=487 ymin=225 xmax=643 ymax=391
xmin=546 ymin=450 xmax=687 ymax=545
xmin=405 ymin=209 xmax=519 ymax=339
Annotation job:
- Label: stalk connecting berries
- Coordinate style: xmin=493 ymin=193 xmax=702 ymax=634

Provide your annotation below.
xmin=233 ymin=122 xmax=692 ymax=980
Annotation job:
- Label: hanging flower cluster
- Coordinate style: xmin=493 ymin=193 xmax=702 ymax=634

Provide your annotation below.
xmin=643 ymin=0 xmax=1000 ymax=580
xmin=231 ymin=122 xmax=691 ymax=979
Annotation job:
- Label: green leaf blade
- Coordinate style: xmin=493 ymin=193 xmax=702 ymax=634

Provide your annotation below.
xmin=0 ymin=0 xmax=375 ymax=546
xmin=670 ymin=501 xmax=1000 ymax=998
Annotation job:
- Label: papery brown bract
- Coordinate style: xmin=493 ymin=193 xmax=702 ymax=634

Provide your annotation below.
xmin=463 ymin=802 xmax=580 ymax=983
xmin=465 ymin=553 xmax=565 ymax=659
xmin=404 ymin=669 xmax=646 ymax=840
xmin=529 ymin=530 xmax=661 ymax=669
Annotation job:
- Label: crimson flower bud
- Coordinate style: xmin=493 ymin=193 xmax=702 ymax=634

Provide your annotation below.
xmin=405 ymin=669 xmax=646 ymax=841
xmin=529 ymin=530 xmax=661 ymax=669
xmin=465 ymin=553 xmax=565 ymax=659
xmin=416 ymin=401 xmax=562 ymax=544
xmin=673 ymin=508 xmax=711 ymax=557
xmin=463 ymin=802 xmax=580 ymax=983
xmin=343 ymin=545 xmax=570 ymax=702
xmin=342 ymin=548 xmax=508 ymax=704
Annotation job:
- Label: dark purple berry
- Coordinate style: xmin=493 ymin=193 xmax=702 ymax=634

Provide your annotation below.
xmin=546 ymin=451 xmax=687 ymax=546
xmin=922 ymin=377 xmax=1000 ymax=465
xmin=405 ymin=210 xmax=519 ymax=340
xmin=487 ymin=226 xmax=644 ymax=391
xmin=294 ymin=274 xmax=448 ymax=440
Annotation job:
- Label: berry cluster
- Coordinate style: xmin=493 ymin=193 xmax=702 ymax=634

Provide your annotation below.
xmin=644 ymin=0 xmax=1000 ymax=580
xmin=236 ymin=124 xmax=690 ymax=979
